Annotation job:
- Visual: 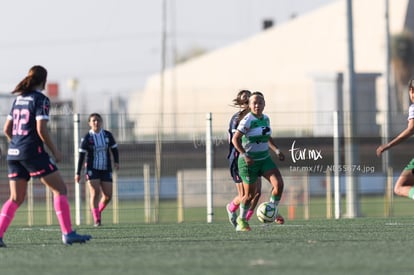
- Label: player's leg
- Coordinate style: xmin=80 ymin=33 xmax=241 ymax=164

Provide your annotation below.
xmin=0 ymin=178 xmax=28 ymax=247
xmin=0 ymin=161 xmax=30 ymax=247
xmin=41 ymin=171 xmax=71 ymax=232
xmin=263 ymin=168 xmax=284 ymax=204
xmin=98 ymin=180 xmax=113 ymax=224
xmin=226 ymin=159 xmax=242 ymax=226
xmin=265 ymin=168 xmax=285 ymax=224
xmin=246 ymin=178 xmax=261 ymax=221
xmin=236 ymin=157 xmax=260 ymax=231
xmin=262 ymin=157 xmax=284 ymax=205
xmin=226 ymin=182 xmax=243 ymax=227
xmin=41 ymin=170 xmax=91 ymax=244
xmin=394 ymin=169 xmax=414 ymax=198
xmin=228 ymin=183 xmax=243 ymax=212
xmin=236 ymin=181 xmax=255 ymax=231
xmin=88 ymin=179 xmax=102 ymax=226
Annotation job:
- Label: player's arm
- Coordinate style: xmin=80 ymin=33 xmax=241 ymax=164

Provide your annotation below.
xmin=37 ymin=119 xmax=62 ymax=162
xmin=377 ymin=118 xmax=414 ymax=157
xmin=111 ymin=146 xmax=120 ymax=170
xmin=75 ymin=151 xmax=86 ymax=183
xmin=108 ymin=131 xmax=120 ymax=170
xmin=3 ymin=118 xmax=12 ymax=142
xmin=232 ymin=130 xmax=253 ymax=165
xmin=268 ymin=136 xmax=284 ymax=161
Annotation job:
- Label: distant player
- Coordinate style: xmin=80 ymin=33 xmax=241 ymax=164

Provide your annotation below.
xmin=0 ymin=65 xmax=91 ymax=247
xmin=232 ymin=92 xmax=285 ymax=231
xmin=377 ymin=79 xmax=414 ymax=202
xmin=75 ymin=113 xmax=119 ymax=227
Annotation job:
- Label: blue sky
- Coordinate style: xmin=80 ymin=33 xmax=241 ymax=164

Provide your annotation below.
xmin=0 ymin=0 xmax=336 ymax=112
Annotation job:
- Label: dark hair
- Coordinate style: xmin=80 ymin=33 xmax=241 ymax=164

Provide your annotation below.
xmin=88 ymin=113 xmax=103 ymax=122
xmin=409 ymin=79 xmax=414 ymax=89
xmin=232 ymin=90 xmax=251 ymax=107
xmin=12 ymin=65 xmax=47 ymax=94
xmin=233 ymin=90 xmax=252 ymax=125
xmin=251 ymin=91 xmax=264 ymax=97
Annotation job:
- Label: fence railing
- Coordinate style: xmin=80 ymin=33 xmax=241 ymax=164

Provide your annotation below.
xmin=0 ymin=111 xmax=411 ymax=225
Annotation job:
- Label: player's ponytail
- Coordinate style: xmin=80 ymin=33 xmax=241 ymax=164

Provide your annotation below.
xmin=12 ymin=65 xmax=47 ymax=94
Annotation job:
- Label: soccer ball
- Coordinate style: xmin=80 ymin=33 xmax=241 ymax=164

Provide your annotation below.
xmin=256 ymin=201 xmax=277 ymax=223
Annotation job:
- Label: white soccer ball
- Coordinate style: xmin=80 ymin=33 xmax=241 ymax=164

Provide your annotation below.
xmin=256 ymin=201 xmax=277 ymax=223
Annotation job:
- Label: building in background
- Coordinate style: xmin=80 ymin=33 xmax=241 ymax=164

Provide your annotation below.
xmin=128 ymin=0 xmax=414 ymax=140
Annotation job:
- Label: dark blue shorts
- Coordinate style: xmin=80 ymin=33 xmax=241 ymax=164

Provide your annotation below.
xmin=86 ymin=169 xmax=113 ymax=182
xmin=8 ymin=153 xmax=58 ymax=180
xmin=229 ymin=157 xmax=242 ymax=184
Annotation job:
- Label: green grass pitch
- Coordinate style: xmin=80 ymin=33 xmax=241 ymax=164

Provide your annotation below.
xmin=1 ymin=217 xmax=414 ymax=275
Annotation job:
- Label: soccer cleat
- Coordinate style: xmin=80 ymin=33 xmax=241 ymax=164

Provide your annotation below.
xmin=94 ymin=220 xmax=102 ymax=227
xmin=236 ymin=217 xmax=251 ymax=232
xmin=275 ymin=214 xmax=285 ymax=225
xmin=62 ymin=231 xmax=92 ymax=245
xmin=0 ymin=238 xmax=6 ymax=248
xmin=226 ymin=204 xmax=237 ymax=228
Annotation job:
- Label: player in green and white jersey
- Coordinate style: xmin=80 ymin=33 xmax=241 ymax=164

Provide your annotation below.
xmin=232 ymin=92 xmax=285 ymax=231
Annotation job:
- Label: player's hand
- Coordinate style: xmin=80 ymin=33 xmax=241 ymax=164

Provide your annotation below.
xmin=74 ymin=175 xmax=80 ymax=184
xmin=278 ymin=151 xmax=285 ymax=161
xmin=243 ymin=155 xmax=254 ymax=166
xmin=376 ymin=145 xmax=386 ymax=157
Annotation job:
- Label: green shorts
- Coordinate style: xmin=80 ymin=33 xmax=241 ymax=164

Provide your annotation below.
xmin=237 ymin=156 xmax=277 ymax=184
xmin=404 ymin=158 xmax=414 ymax=171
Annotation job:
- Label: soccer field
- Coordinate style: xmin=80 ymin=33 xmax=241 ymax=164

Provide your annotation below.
xmin=1 ymin=217 xmax=413 ymax=275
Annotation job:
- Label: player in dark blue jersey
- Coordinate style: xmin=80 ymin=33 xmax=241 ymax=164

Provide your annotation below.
xmin=75 ymin=113 xmax=119 ymax=226
xmin=0 ymin=65 xmax=91 ymax=247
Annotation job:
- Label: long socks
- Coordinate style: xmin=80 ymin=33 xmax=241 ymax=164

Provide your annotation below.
xmin=270 ymin=194 xmax=281 ymax=206
xmin=228 ymin=201 xmax=239 ymax=213
xmin=239 ymin=203 xmax=249 ymax=219
xmin=92 ymin=208 xmax=100 ymax=223
xmin=54 ymin=195 xmax=73 ymax=235
xmin=93 ymin=202 xmax=108 ymax=223
xmin=98 ymin=201 xmax=107 ymax=213
xmin=246 ymin=209 xmax=254 ymax=221
xmin=0 ymin=200 xmax=18 ymax=238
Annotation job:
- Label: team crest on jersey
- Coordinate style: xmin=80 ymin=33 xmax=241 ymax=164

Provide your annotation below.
xmin=261 ymin=126 xmax=270 ymax=135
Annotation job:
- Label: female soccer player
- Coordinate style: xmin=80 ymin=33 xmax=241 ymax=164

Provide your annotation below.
xmin=75 ymin=113 xmax=119 ymax=227
xmin=226 ymin=91 xmax=285 ymax=227
xmin=377 ymin=79 xmax=414 ymax=201
xmin=226 ymin=90 xmax=260 ymax=226
xmin=0 ymin=65 xmax=91 ymax=247
xmin=232 ymin=92 xmax=285 ymax=231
